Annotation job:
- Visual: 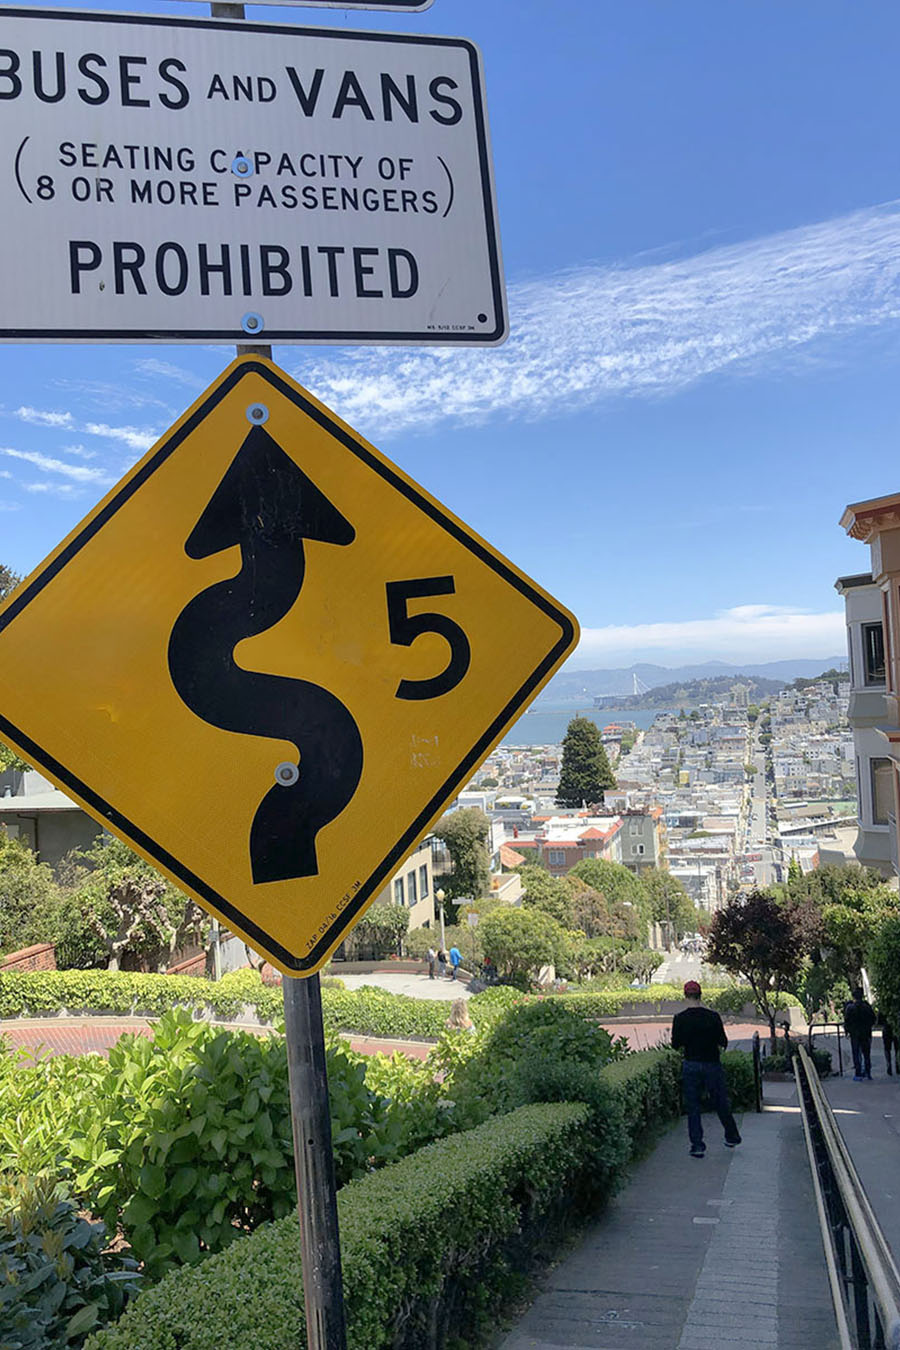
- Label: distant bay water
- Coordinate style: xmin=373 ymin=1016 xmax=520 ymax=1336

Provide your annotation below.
xmin=501 ymin=704 xmax=677 ymax=747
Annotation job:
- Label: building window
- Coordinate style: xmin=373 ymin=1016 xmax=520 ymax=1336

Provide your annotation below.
xmin=547 ymin=849 xmax=566 ymax=865
xmin=419 ymin=865 xmax=429 ymax=897
xmin=407 ymin=870 xmax=418 ymax=906
xmin=629 ymin=820 xmax=641 ymax=836
xmin=871 ymin=757 xmax=893 ymax=826
xmin=393 ymin=878 xmax=404 ymax=906
xmin=863 ymin=622 xmax=885 ymax=686
xmin=631 ymin=843 xmax=645 ymax=856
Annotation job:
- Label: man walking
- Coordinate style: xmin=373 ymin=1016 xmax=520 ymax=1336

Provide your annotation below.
xmin=449 ymin=944 xmax=462 ymax=980
xmin=844 ymin=987 xmax=876 ymax=1081
xmin=426 ymin=946 xmax=436 ymax=980
xmin=672 ymin=980 xmax=742 ymax=1159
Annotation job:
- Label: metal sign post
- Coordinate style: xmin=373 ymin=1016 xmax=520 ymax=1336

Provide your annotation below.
xmin=283 ymin=973 xmax=347 ymax=1350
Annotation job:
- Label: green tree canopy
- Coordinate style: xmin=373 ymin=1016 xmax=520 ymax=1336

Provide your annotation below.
xmin=869 ymin=916 xmax=900 ymax=1036
xmin=517 ymin=864 xmax=574 ymax=927
xmin=342 ymin=901 xmax=409 ymax=960
xmin=706 ymin=890 xmax=806 ymax=1050
xmin=568 ymin=857 xmax=649 ymax=927
xmin=563 ymin=874 xmax=640 ymax=940
xmin=479 ymin=906 xmax=568 ymax=985
xmin=782 ymin=862 xmax=899 ymax=986
xmin=63 ymin=836 xmax=207 ymax=972
xmin=555 ymin=717 xmax=615 ymax=808
xmin=433 ymin=807 xmax=491 ymax=901
xmin=639 ymin=867 xmax=698 ymax=940
xmin=0 ymin=834 xmax=62 ymax=954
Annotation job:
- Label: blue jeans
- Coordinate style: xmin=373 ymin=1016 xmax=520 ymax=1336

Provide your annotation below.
xmin=682 ymin=1061 xmax=741 ymax=1149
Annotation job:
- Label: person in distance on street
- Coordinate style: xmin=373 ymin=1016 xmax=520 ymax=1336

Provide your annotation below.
xmin=844 ymin=986 xmax=876 ymax=1081
xmin=672 ymin=980 xmax=742 ymax=1158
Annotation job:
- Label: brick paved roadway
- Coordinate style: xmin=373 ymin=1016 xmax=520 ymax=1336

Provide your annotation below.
xmin=498 ymin=1081 xmax=839 ymax=1350
xmin=0 ymin=1018 xmax=435 ymax=1063
xmin=1 ymin=1016 xmax=764 ymax=1064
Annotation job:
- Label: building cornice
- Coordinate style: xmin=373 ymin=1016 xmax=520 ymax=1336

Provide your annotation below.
xmin=841 ymin=493 xmax=900 ymax=542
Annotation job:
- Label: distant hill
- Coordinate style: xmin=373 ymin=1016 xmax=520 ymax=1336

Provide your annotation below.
xmin=539 ymin=658 xmax=847 ymax=703
xmin=624 ymin=674 xmax=784 ymax=708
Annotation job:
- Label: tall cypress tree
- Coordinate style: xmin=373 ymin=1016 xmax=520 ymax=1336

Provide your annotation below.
xmin=556 ymin=716 xmax=616 ymax=808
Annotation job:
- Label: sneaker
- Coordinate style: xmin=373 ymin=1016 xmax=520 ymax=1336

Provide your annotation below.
xmin=725 ymin=1139 xmax=742 ymax=1148
xmin=690 ymin=1145 xmax=706 ymax=1158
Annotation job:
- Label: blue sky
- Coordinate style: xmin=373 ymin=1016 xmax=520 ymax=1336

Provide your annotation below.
xmin=2 ymin=0 xmax=899 ymax=669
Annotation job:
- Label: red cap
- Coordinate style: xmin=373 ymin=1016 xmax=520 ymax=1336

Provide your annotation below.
xmin=683 ymin=980 xmax=701 ymax=997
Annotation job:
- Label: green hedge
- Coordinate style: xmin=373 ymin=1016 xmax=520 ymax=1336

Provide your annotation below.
xmin=87 ymin=1051 xmax=681 ymax=1350
xmin=0 ymin=968 xmax=283 ymax=1023
xmin=0 ymin=969 xmax=755 ymax=1033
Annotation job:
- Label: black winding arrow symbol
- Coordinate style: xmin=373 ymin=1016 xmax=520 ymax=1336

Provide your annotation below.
xmin=168 ymin=424 xmax=363 ymax=885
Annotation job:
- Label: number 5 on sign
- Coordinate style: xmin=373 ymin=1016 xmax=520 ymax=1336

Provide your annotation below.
xmin=387 ymin=577 xmax=471 ymax=700
xmin=0 ymin=356 xmax=578 ymax=974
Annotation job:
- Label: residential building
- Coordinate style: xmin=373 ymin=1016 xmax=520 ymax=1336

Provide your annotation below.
xmin=833 ymin=571 xmax=893 ymax=877
xmin=377 ymin=840 xmax=435 ymax=931
xmin=0 ymin=767 xmax=104 ymax=871
xmin=840 ymin=492 xmax=900 ymax=879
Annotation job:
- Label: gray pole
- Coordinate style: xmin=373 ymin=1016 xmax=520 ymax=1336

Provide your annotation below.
xmin=206 ymin=12 xmax=341 ymax=1345
xmin=283 ymin=973 xmax=348 ymax=1350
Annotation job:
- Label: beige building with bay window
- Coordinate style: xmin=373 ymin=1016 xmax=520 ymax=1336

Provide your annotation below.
xmin=840 ymin=493 xmax=900 ymax=879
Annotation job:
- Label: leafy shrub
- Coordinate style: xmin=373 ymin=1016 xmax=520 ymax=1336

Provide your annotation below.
xmin=87 ymin=1052 xmax=682 ymax=1350
xmin=435 ymin=997 xmax=631 ymax=1129
xmin=720 ymin=1050 xmax=757 ymax=1107
xmin=1 ymin=1013 xmax=406 ymax=1280
xmin=0 ymin=1175 xmax=141 ymax=1347
xmin=761 ymin=1047 xmax=831 ymax=1078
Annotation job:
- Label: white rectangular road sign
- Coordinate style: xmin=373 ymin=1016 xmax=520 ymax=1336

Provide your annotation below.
xmin=0 ymin=8 xmax=505 ymax=344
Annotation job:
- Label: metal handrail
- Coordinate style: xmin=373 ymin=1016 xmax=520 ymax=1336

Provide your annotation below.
xmin=795 ymin=1043 xmax=900 ymax=1349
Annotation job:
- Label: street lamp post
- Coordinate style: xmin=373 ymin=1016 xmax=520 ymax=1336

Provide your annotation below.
xmin=436 ymin=888 xmax=446 ymax=949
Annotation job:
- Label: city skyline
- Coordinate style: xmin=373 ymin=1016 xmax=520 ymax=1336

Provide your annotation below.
xmin=1 ymin=1 xmax=899 ymax=668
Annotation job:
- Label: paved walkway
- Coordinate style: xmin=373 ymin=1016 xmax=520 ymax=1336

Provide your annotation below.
xmin=824 ymin=1059 xmax=900 ymax=1266
xmin=498 ymin=1080 xmax=840 ymax=1350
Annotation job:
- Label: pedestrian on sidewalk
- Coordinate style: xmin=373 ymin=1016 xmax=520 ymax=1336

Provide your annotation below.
xmin=671 ymin=980 xmax=742 ymax=1159
xmin=437 ymin=948 xmax=448 ymax=978
xmin=426 ymin=947 xmax=436 ymax=980
xmin=449 ymin=945 xmax=462 ymax=980
xmin=844 ymin=987 xmax=876 ymax=1081
xmin=877 ymin=1009 xmax=897 ymax=1076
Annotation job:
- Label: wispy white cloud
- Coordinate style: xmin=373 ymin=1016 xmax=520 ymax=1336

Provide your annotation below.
xmin=60 ymin=444 xmax=98 ymax=461
xmin=82 ymin=422 xmax=159 ymax=452
xmin=133 ymin=358 xmax=205 ymax=390
xmin=15 ymin=406 xmax=74 ymax=429
xmin=0 ymin=501 xmax=20 ymax=512
xmin=0 ymin=446 xmax=115 ymax=485
xmin=22 ymin=481 xmax=84 ymax=497
xmin=572 ymin=604 xmax=846 ymax=666
xmin=296 ymin=201 xmax=900 ymax=436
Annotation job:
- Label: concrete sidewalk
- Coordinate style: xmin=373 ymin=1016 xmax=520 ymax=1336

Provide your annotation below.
xmin=823 ymin=1068 xmax=900 ymax=1265
xmin=498 ymin=1082 xmax=839 ymax=1350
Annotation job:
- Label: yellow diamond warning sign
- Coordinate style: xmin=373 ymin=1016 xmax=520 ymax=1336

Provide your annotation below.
xmin=0 ymin=357 xmax=578 ymax=973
